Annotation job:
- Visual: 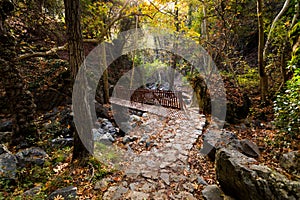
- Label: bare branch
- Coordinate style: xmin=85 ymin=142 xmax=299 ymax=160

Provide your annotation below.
xmin=17 ymin=44 xmax=68 ymax=61
xmin=17 ymin=39 xmax=101 ymax=61
xmin=263 ymin=0 xmax=291 ymax=59
xmin=147 ymin=0 xmax=176 ymax=17
xmin=291 ymin=1 xmax=299 ymax=28
xmin=17 ymin=0 xmax=153 ymax=61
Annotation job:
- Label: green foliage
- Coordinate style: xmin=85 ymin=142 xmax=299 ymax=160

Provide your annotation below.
xmin=274 ymin=22 xmax=300 ymax=141
xmin=143 ymin=59 xmax=168 ymax=78
xmin=274 ymin=80 xmax=300 ymax=138
xmin=17 ymin=165 xmax=52 ymax=189
xmin=81 ymin=1 xmax=113 ymax=38
xmin=88 ymin=157 xmax=110 ymax=180
xmin=289 ymin=22 xmax=300 ymax=65
xmin=94 ymin=142 xmax=121 ymax=169
xmin=274 ymin=22 xmax=300 ymax=139
xmin=237 ymin=68 xmax=259 ymax=88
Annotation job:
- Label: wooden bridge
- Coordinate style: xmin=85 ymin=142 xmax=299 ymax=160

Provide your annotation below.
xmin=110 ymin=86 xmax=188 ymax=118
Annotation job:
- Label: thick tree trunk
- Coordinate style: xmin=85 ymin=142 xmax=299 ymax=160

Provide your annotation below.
xmin=64 ymin=0 xmax=90 ymax=161
xmin=64 ymin=0 xmax=84 ymax=79
xmin=257 ymin=0 xmax=268 ymax=102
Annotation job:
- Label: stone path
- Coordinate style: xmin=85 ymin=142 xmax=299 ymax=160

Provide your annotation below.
xmin=101 ymin=107 xmax=207 ymax=199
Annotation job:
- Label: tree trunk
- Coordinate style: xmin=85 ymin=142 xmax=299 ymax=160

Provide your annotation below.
xmin=280 ymin=44 xmax=288 ymax=84
xmin=64 ymin=0 xmax=90 ymax=161
xmin=102 ymin=43 xmax=110 ymax=104
xmin=257 ymin=0 xmax=268 ymax=102
xmin=170 ymin=0 xmax=180 ymax=90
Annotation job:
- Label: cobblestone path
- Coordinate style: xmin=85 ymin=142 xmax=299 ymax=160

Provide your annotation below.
xmin=101 ymin=108 xmax=207 ymax=199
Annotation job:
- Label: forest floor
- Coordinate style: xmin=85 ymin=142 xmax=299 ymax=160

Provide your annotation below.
xmin=1 ymin=88 xmax=298 ymax=199
xmin=1 ymin=32 xmax=299 ymax=199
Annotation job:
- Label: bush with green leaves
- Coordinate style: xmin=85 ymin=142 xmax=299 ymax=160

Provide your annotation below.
xmin=274 ymin=22 xmax=300 ymax=140
xmin=274 ymin=71 xmax=300 ymax=138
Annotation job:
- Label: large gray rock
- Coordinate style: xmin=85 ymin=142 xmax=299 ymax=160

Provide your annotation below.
xmin=280 ymin=151 xmax=300 ymax=175
xmin=48 ymin=186 xmax=77 ymax=200
xmin=216 ymin=148 xmax=300 ymax=200
xmin=15 ymin=147 xmax=48 ymax=167
xmin=201 ymin=130 xmax=260 ymax=160
xmin=51 ymin=138 xmax=74 ymax=147
xmin=200 ymin=130 xmax=238 ymax=160
xmin=0 ymin=152 xmax=17 ymax=179
xmin=202 ymin=185 xmax=224 ymax=200
xmin=22 ymin=186 xmax=42 ymax=198
xmin=239 ymin=139 xmax=260 ymax=158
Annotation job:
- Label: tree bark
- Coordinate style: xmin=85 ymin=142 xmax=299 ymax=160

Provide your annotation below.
xmin=257 ymin=0 xmax=268 ymax=102
xmin=102 ymin=43 xmax=110 ymax=104
xmin=64 ymin=0 xmax=90 ymax=161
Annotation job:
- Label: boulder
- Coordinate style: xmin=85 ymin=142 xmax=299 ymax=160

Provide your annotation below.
xmin=48 ymin=186 xmax=77 ymax=200
xmin=22 ymin=186 xmax=42 ymax=197
xmin=51 ymin=138 xmax=74 ymax=147
xmin=99 ymin=118 xmax=117 ymax=135
xmin=197 ymin=176 xmax=208 ymax=186
xmin=216 ymin=148 xmax=300 ymax=200
xmin=201 ymin=130 xmax=260 ymax=160
xmin=280 ymin=151 xmax=300 ymax=175
xmin=200 ymin=130 xmax=239 ymax=160
xmin=202 ymin=185 xmax=224 ymax=200
xmin=0 ymin=152 xmax=17 ymax=179
xmin=239 ymin=139 xmax=260 ymax=158
xmin=16 ymin=147 xmax=48 ymax=167
xmin=94 ymin=133 xmax=115 ymax=144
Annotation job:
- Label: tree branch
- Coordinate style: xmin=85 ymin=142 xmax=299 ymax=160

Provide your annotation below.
xmin=17 ymin=1 xmax=153 ymax=61
xmin=147 ymin=0 xmax=176 ymax=17
xmin=17 ymin=39 xmax=100 ymax=61
xmin=263 ymin=0 xmax=291 ymax=59
xmin=17 ymin=43 xmax=68 ymax=61
xmin=291 ymin=1 xmax=299 ymax=28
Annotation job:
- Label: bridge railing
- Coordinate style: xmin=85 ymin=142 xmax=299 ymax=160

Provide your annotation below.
xmin=113 ymin=86 xmax=183 ymax=110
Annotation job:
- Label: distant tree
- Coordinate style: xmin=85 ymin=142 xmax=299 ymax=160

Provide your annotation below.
xmin=257 ymin=0 xmax=268 ymax=102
